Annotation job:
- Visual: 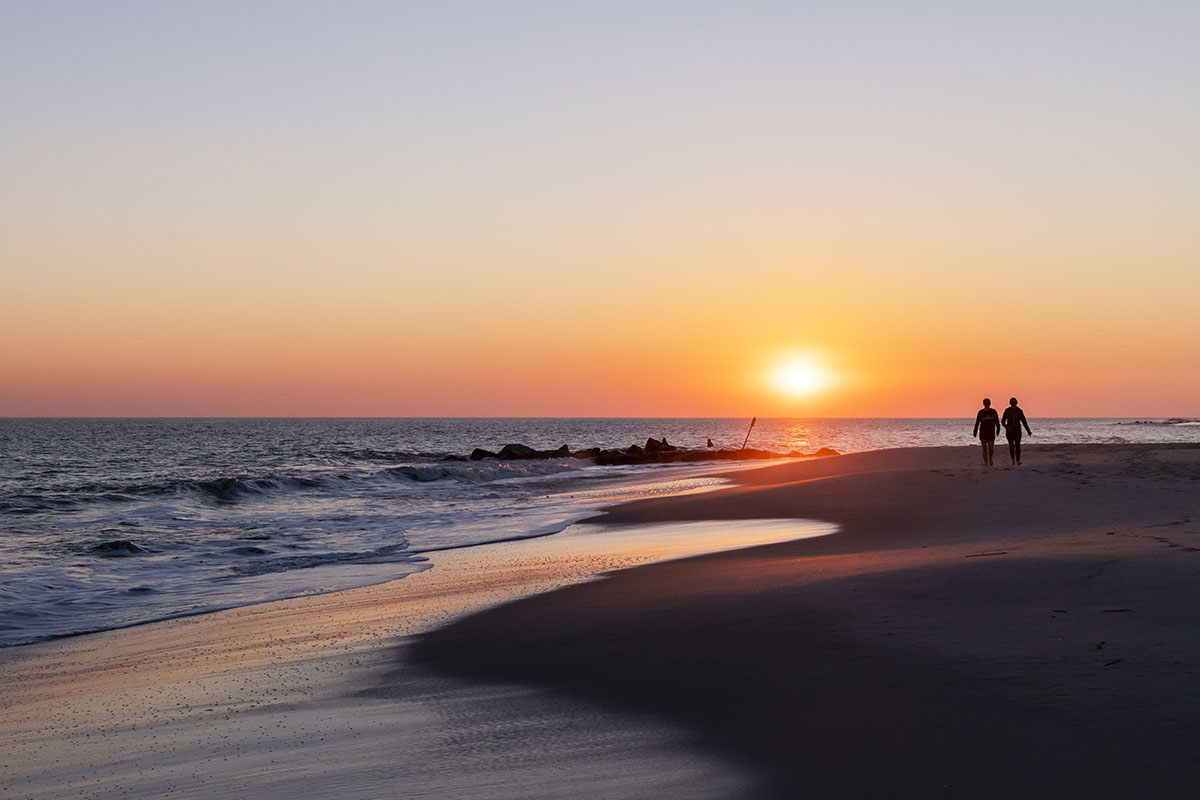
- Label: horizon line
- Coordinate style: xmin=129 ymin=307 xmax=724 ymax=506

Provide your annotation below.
xmin=2 ymin=415 xmax=1192 ymax=422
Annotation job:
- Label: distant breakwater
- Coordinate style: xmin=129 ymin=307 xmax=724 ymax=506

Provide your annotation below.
xmin=467 ymin=438 xmax=839 ymax=466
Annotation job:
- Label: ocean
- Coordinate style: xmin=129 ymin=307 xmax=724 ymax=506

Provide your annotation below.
xmin=2 ymin=417 xmax=1197 ymax=647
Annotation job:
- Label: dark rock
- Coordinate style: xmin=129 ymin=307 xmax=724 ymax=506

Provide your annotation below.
xmin=734 ymin=448 xmax=778 ymax=460
xmin=596 ymin=448 xmax=638 ymax=465
xmin=497 ymin=443 xmax=540 ymax=460
xmin=475 ymin=439 xmax=828 ymax=467
xmin=492 ymin=443 xmax=572 ymax=460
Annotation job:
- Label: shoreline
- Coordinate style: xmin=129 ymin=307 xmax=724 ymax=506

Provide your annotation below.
xmin=0 ymin=464 xmax=829 ymax=798
xmin=0 ymin=456 xmax=769 ymax=650
xmin=0 ymin=456 xmax=773 ymax=650
xmin=4 ymin=443 xmax=1200 ymax=797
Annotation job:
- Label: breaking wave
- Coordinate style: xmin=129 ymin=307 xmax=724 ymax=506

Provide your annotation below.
xmin=4 ymin=461 xmax=595 ymax=515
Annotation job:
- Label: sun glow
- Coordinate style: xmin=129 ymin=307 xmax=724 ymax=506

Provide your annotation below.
xmin=776 ymin=361 xmax=823 ymax=395
xmin=788 ymin=367 xmax=812 ymax=389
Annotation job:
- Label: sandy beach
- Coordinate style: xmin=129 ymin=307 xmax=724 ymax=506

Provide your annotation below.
xmin=4 ymin=443 xmax=1200 ymax=798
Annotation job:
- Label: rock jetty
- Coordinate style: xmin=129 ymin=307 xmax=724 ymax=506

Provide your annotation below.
xmin=468 ymin=438 xmax=838 ymax=466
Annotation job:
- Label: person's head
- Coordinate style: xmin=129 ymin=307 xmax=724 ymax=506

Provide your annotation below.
xmin=1009 ymin=397 xmax=1018 ymax=406
xmin=982 ymin=398 xmax=991 ymax=407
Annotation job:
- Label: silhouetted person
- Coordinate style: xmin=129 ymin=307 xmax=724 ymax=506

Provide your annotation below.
xmin=973 ymin=398 xmax=1000 ymax=466
xmin=1002 ymin=397 xmax=1032 ymax=465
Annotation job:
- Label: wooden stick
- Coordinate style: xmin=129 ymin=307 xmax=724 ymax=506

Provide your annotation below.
xmin=741 ymin=417 xmax=757 ymax=450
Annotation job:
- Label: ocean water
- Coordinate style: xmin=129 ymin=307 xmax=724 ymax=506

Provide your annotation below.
xmin=1 ymin=417 xmax=1197 ymax=647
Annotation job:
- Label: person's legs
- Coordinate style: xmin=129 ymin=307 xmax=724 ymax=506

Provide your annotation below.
xmin=982 ymin=438 xmax=994 ymax=466
xmin=1007 ymin=433 xmax=1023 ymax=465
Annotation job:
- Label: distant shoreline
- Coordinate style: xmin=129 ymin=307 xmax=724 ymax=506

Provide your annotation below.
xmin=3 ymin=415 xmax=1199 ymax=420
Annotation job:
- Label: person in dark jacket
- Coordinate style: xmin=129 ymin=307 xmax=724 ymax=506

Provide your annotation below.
xmin=1002 ymin=397 xmax=1033 ymax=465
xmin=973 ymin=398 xmax=1001 ymax=466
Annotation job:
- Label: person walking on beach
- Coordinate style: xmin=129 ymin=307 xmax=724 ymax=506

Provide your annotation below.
xmin=1002 ymin=397 xmax=1033 ymax=465
xmin=973 ymin=398 xmax=1001 ymax=466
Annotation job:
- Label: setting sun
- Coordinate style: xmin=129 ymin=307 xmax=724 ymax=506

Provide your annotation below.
xmin=789 ymin=368 xmax=813 ymax=390
xmin=776 ymin=361 xmax=822 ymax=396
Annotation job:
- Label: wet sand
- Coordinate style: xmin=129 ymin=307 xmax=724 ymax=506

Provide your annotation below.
xmin=0 ymin=509 xmax=826 ymax=799
xmin=4 ymin=443 xmax=1200 ymax=797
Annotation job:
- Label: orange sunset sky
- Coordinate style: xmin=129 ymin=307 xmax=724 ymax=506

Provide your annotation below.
xmin=3 ymin=2 xmax=1198 ymax=418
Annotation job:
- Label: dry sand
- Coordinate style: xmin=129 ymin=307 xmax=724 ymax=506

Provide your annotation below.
xmin=4 ymin=443 xmax=1199 ymax=798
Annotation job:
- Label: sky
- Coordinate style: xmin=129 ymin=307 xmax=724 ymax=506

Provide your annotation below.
xmin=2 ymin=0 xmax=1198 ymax=417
